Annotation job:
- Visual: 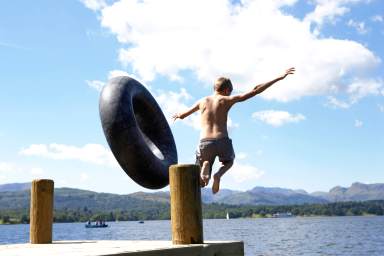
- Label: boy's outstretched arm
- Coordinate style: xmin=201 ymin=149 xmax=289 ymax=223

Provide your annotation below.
xmin=229 ymin=67 xmax=295 ymax=104
xmin=172 ymin=101 xmax=200 ymax=122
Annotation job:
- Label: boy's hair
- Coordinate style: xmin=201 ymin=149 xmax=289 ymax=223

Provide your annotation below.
xmin=214 ymin=77 xmax=233 ymax=93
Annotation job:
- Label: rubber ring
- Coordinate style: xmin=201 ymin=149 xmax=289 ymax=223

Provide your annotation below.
xmin=99 ymin=76 xmax=178 ymax=189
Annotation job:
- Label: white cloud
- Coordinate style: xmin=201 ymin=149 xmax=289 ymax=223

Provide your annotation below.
xmin=0 ymin=162 xmax=15 ymax=182
xmin=347 ymin=19 xmax=368 ymax=34
xmin=80 ymin=172 xmax=89 ymax=181
xmin=30 ymin=167 xmax=45 ymax=180
xmin=0 ymin=162 xmax=16 ymax=172
xmin=78 ymin=0 xmax=381 ymax=103
xmin=252 ymin=110 xmax=305 ymax=127
xmin=326 ymin=96 xmax=351 ymax=109
xmin=20 ymin=143 xmax=118 ymax=167
xmin=228 ymin=162 xmax=265 ymax=184
xmin=56 ymin=179 xmax=69 ymax=187
xmin=87 ymin=70 xmax=150 ymax=92
xmin=237 ymin=152 xmax=248 ymax=160
xmin=237 ymin=150 xmax=262 ymax=159
xmin=371 ymin=15 xmax=384 ymax=23
xmin=305 ymin=0 xmax=351 ymax=28
xmin=304 ymin=0 xmax=371 ymax=34
xmin=155 ymin=88 xmax=200 ymax=129
xmin=30 ymin=167 xmax=44 ymax=175
xmin=354 ymin=119 xmax=363 ymax=127
xmin=80 ymin=0 xmax=106 ymax=11
xmin=86 ymin=80 xmax=105 ymax=92
xmin=227 ymin=117 xmax=240 ymax=131
xmin=108 ymin=69 xmax=131 ymax=79
xmin=347 ymin=79 xmax=382 ymax=103
xmin=325 ymin=79 xmax=383 ymax=108
xmin=0 ymin=162 xmax=46 ymax=182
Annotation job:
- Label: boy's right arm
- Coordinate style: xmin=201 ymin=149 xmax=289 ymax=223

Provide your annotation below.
xmin=172 ymin=100 xmax=200 ymax=122
xmin=228 ymin=67 xmax=295 ymax=105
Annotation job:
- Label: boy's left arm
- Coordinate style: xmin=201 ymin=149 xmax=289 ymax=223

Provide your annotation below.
xmin=253 ymin=67 xmax=295 ymax=94
xmin=172 ymin=101 xmax=200 ymax=122
xmin=227 ymin=67 xmax=295 ymax=105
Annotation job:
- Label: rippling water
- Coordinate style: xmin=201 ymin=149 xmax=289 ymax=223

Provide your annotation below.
xmin=1 ymin=216 xmax=383 ymax=255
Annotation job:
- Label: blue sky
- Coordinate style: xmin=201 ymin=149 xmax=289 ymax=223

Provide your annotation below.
xmin=0 ymin=0 xmax=383 ymax=194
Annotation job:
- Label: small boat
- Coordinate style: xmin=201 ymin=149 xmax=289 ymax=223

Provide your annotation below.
xmin=85 ymin=222 xmax=108 ymax=228
xmin=138 ymin=220 xmax=144 ymax=224
xmin=226 ymin=211 xmax=230 ymax=220
xmin=271 ymin=212 xmax=294 ymax=218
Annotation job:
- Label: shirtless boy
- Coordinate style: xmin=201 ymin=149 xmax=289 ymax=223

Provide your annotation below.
xmin=173 ymin=67 xmax=295 ymax=194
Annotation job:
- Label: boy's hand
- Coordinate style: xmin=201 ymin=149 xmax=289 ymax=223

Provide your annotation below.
xmin=172 ymin=114 xmax=180 ymax=122
xmin=280 ymin=67 xmax=295 ymax=79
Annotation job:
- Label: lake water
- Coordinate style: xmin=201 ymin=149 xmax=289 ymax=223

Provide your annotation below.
xmin=1 ymin=216 xmax=383 ymax=255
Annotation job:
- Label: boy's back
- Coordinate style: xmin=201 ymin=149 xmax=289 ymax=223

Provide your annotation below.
xmin=199 ymin=95 xmax=232 ymax=140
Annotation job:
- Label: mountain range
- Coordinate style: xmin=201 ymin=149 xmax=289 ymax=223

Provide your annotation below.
xmin=1 ymin=182 xmax=384 ymax=208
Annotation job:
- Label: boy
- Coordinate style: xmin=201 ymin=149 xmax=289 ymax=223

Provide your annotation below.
xmin=172 ymin=67 xmax=295 ymax=193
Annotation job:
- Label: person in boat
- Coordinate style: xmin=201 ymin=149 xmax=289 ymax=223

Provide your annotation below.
xmin=173 ymin=67 xmax=295 ymax=194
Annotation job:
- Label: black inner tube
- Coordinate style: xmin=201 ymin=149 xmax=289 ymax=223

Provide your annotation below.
xmin=99 ymin=76 xmax=178 ymax=189
xmin=132 ymin=97 xmax=165 ymax=160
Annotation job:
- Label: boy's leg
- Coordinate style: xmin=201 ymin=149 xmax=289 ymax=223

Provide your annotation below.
xmin=196 ymin=140 xmax=216 ymax=187
xmin=213 ymin=138 xmax=235 ymax=193
xmin=201 ymin=161 xmax=211 ymax=187
xmin=212 ymin=160 xmax=233 ymax=194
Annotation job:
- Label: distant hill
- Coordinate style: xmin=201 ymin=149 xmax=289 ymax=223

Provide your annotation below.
xmin=96 ymin=187 xmax=329 ymax=205
xmin=213 ymin=186 xmax=328 ymax=205
xmin=312 ymin=182 xmax=384 ymax=202
xmin=201 ymin=188 xmax=241 ymax=203
xmin=0 ymin=182 xmax=30 ymax=192
xmin=1 ymin=182 xmax=384 ymax=210
xmin=0 ymin=187 xmax=168 ymax=212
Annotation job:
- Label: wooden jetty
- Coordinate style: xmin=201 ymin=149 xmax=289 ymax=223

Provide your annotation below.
xmin=0 ymin=240 xmax=244 ymax=256
xmin=0 ymin=165 xmax=244 ymax=256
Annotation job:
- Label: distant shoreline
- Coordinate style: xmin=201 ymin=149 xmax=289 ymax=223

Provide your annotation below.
xmin=0 ymin=214 xmax=382 ymax=225
xmin=1 ymin=200 xmax=383 ymax=225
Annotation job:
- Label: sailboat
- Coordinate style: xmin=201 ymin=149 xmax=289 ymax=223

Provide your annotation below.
xmin=226 ymin=211 xmax=230 ymax=220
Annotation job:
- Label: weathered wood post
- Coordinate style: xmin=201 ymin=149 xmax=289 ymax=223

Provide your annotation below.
xmin=30 ymin=179 xmax=54 ymax=244
xmin=169 ymin=164 xmax=203 ymax=244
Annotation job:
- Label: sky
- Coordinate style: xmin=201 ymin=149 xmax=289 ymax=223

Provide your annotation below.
xmin=0 ymin=0 xmax=383 ymax=194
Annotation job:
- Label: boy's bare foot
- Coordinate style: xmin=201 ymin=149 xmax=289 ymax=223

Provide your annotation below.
xmin=199 ymin=177 xmax=206 ymax=187
xmin=200 ymin=161 xmax=210 ymax=187
xmin=212 ymin=174 xmax=220 ymax=194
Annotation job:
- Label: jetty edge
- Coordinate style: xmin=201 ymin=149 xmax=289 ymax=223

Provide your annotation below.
xmin=0 ymin=165 xmax=244 ymax=255
xmin=0 ymin=240 xmax=244 ymax=256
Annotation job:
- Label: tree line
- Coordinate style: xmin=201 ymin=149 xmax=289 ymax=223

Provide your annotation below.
xmin=1 ymin=200 xmax=383 ymax=224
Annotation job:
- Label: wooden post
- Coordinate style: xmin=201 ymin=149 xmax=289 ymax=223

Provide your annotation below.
xmin=169 ymin=164 xmax=203 ymax=244
xmin=30 ymin=179 xmax=54 ymax=244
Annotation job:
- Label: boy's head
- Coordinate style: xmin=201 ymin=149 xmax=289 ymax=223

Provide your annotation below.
xmin=214 ymin=77 xmax=233 ymax=96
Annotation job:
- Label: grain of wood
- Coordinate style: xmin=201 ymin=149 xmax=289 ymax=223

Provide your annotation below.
xmin=169 ymin=164 xmax=203 ymax=244
xmin=30 ymin=179 xmax=54 ymax=244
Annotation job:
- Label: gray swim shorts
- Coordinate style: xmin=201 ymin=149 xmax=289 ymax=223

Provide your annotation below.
xmin=195 ymin=137 xmax=235 ymax=167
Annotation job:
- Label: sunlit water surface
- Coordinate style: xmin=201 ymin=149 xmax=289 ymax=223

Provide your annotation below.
xmin=1 ymin=216 xmax=383 ymax=255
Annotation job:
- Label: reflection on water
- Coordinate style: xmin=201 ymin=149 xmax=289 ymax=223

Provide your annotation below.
xmin=1 ymin=216 xmax=383 ymax=255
